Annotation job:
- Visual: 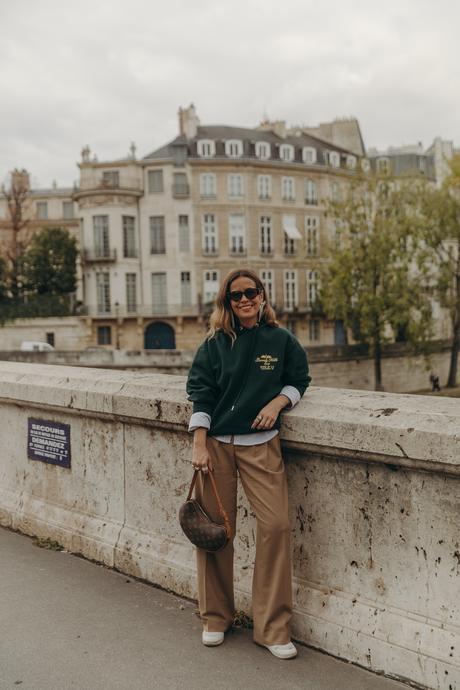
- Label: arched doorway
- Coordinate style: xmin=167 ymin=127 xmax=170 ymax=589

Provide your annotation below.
xmin=144 ymin=321 xmax=176 ymax=349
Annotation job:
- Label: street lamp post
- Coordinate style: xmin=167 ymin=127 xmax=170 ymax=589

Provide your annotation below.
xmin=114 ymin=301 xmax=120 ymax=349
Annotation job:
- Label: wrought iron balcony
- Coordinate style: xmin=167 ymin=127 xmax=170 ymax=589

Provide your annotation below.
xmin=79 ymin=303 xmax=202 ymax=318
xmin=83 ymin=248 xmax=117 ymax=263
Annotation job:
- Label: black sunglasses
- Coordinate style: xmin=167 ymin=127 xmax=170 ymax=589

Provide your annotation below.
xmin=227 ymin=287 xmax=262 ymax=302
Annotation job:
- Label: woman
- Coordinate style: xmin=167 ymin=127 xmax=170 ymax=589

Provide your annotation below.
xmin=186 ymin=269 xmax=310 ymax=659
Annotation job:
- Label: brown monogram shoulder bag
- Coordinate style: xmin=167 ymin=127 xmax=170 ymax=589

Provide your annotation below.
xmin=179 ymin=470 xmax=232 ymax=552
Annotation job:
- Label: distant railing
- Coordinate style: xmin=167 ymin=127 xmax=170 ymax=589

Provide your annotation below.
xmin=79 ymin=303 xmax=202 ymax=318
xmin=77 ymin=177 xmax=142 ymax=193
xmin=83 ymin=249 xmax=117 ymax=262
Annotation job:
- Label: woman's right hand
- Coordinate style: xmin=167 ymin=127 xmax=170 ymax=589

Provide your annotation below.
xmin=192 ymin=428 xmax=212 ymax=473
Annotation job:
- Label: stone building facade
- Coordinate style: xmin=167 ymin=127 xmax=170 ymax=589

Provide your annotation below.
xmin=75 ymin=105 xmax=367 ymax=349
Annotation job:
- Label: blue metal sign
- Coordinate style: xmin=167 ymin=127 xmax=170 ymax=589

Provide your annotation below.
xmin=27 ymin=418 xmax=71 ymax=468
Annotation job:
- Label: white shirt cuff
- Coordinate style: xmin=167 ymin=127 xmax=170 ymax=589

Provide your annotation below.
xmin=188 ymin=411 xmax=211 ymax=432
xmin=280 ymin=385 xmax=301 ymax=409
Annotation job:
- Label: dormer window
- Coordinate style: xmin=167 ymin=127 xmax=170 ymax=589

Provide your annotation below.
xmin=346 ymin=155 xmax=357 ymax=169
xmin=280 ymin=144 xmax=295 ymax=162
xmin=197 ymin=139 xmax=216 ymax=158
xmin=329 ymin=151 xmax=341 ymax=168
xmin=225 ymin=140 xmax=243 ymax=158
xmin=255 ymin=141 xmax=271 ymax=160
xmin=302 ymin=147 xmax=317 ymax=164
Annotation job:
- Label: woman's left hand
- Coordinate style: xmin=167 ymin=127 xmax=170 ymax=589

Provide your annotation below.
xmin=251 ymin=396 xmax=289 ymax=430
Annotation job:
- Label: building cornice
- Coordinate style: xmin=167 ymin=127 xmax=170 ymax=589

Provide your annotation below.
xmin=73 ymin=187 xmax=143 ymax=201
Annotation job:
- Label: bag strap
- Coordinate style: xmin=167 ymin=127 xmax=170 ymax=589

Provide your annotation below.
xmin=186 ymin=470 xmax=232 ymax=540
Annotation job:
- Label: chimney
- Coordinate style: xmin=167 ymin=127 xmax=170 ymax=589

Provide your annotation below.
xmin=178 ymin=103 xmax=200 ymax=139
xmin=258 ymin=119 xmax=287 ymax=139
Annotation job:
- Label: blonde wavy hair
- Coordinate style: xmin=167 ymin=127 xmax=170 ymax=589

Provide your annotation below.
xmin=207 ymin=269 xmax=278 ymax=344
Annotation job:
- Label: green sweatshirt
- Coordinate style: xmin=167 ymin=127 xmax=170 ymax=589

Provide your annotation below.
xmin=186 ymin=323 xmax=311 ymax=436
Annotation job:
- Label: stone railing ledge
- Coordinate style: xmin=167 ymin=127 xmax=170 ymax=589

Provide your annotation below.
xmin=283 ymin=386 xmax=460 ymax=472
xmin=0 ymin=362 xmax=458 ymax=473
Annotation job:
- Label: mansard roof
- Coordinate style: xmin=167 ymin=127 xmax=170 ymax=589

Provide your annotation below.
xmin=143 ymin=124 xmax=359 ymax=161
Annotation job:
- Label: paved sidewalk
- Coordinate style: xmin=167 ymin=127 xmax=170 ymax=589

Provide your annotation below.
xmin=0 ymin=527 xmax=408 ymax=690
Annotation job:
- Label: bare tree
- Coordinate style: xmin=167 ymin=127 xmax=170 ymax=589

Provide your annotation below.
xmin=1 ymin=169 xmax=33 ymax=299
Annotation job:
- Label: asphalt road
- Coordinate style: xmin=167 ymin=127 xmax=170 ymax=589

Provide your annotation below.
xmin=0 ymin=527 xmax=409 ymax=690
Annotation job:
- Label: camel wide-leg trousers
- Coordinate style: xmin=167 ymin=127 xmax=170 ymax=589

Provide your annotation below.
xmin=195 ymin=434 xmax=292 ymax=646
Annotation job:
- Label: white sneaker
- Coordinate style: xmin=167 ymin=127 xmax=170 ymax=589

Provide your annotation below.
xmin=264 ymin=641 xmax=297 ymax=659
xmin=202 ymin=631 xmax=225 ymax=647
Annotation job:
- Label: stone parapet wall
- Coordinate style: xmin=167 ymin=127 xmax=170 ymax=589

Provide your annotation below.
xmin=0 ymin=361 xmax=458 ymax=689
xmin=0 ymin=317 xmax=86 ymax=351
xmin=0 ymin=339 xmax=453 ymax=391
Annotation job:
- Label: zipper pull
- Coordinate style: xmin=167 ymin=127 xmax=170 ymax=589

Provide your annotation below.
xmin=231 ymin=404 xmax=235 ymax=411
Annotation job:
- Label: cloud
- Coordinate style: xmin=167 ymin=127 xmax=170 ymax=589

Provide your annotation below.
xmin=0 ymin=0 xmax=459 ymax=186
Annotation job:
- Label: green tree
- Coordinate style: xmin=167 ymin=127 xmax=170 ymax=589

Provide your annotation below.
xmin=24 ymin=227 xmax=77 ymax=296
xmin=319 ymin=177 xmax=433 ymax=390
xmin=417 ymin=157 xmax=460 ymax=387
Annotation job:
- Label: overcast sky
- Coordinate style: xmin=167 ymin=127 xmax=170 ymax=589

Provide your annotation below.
xmin=1 ymin=0 xmax=459 ymax=188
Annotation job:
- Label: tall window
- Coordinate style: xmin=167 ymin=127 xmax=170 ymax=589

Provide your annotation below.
xmin=259 ymin=216 xmax=272 ymax=254
xmin=202 ymin=214 xmax=218 ymax=254
xmin=229 ymin=214 xmax=246 ymax=254
xmin=282 ymin=176 xmax=295 ymax=201
xmin=96 ymin=272 xmax=111 ymax=313
xmin=203 ymin=270 xmax=220 ymax=304
xmin=286 ymin=319 xmax=297 ymax=336
xmin=309 ymin=319 xmax=320 ymax=341
xmin=377 ymin=158 xmax=390 ymax=174
xmin=122 ymin=216 xmax=136 ymax=257
xmin=181 ymin=271 xmax=192 ymax=307
xmin=125 ymin=273 xmax=137 ymax=313
xmin=178 ymin=215 xmax=190 ymax=252
xmin=306 ymin=216 xmax=319 ymax=256
xmin=280 ymin=144 xmax=294 ymax=162
xmin=200 ymin=173 xmax=216 ymax=197
xmin=308 ymin=270 xmax=319 ymax=304
xmin=284 ymin=270 xmax=298 ymax=310
xmin=150 ymin=216 xmax=165 ymax=254
xmin=305 ymin=180 xmax=317 ymax=205
xmin=97 ymin=325 xmax=111 ymax=345
xmin=148 ymin=170 xmax=164 ymax=193
xmin=102 ymin=170 xmax=119 ymax=187
xmin=151 ymin=272 xmax=167 ymax=313
xmin=257 ymin=174 xmax=271 ymax=199
xmin=173 ymin=172 xmax=188 ymax=195
xmin=284 ymin=233 xmax=296 ymax=255
xmin=36 ymin=202 xmax=48 ymax=220
xmin=228 ymin=173 xmax=244 ymax=198
xmin=63 ymin=201 xmax=74 ymax=219
xmin=255 ymin=141 xmax=270 ymax=160
xmin=260 ymin=269 xmax=274 ymax=304
xmin=93 ymin=215 xmax=110 ymax=257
